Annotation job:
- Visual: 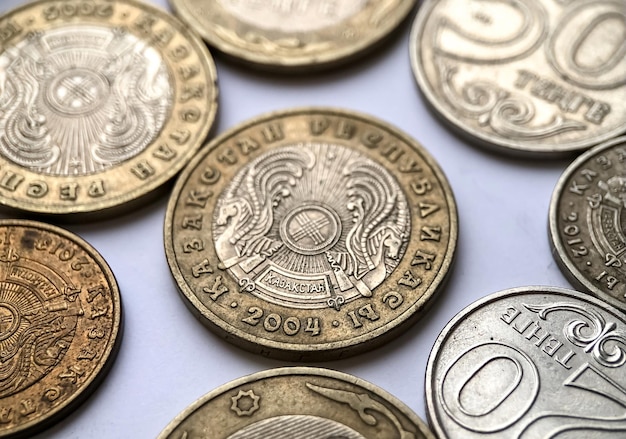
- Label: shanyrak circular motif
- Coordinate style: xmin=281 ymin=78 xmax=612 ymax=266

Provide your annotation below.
xmin=213 ymin=142 xmax=411 ymax=310
xmin=279 ymin=204 xmax=342 ymax=256
xmin=45 ymin=68 xmax=111 ymax=117
xmin=0 ymin=24 xmax=172 ymax=176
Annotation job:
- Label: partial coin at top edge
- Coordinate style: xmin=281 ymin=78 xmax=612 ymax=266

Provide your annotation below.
xmin=0 ymin=0 xmax=218 ymax=217
xmin=426 ymin=285 xmax=626 ymax=438
xmin=410 ymin=0 xmax=626 ymax=156
xmin=0 ymin=219 xmax=122 ymax=438
xmin=168 ymin=0 xmax=416 ymax=72
xmin=158 ymin=367 xmax=435 ymax=439
xmin=549 ymin=136 xmax=626 ymax=312
xmin=164 ymin=107 xmax=458 ymax=361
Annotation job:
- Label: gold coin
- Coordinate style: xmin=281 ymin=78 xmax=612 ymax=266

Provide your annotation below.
xmin=158 ymin=367 xmax=435 ymax=439
xmin=0 ymin=219 xmax=121 ymax=437
xmin=168 ymin=0 xmax=416 ymax=72
xmin=0 ymin=0 xmax=218 ymax=217
xmin=164 ymin=107 xmax=457 ymax=360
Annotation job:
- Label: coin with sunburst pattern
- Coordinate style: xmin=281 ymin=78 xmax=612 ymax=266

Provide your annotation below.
xmin=0 ymin=0 xmax=217 ymax=217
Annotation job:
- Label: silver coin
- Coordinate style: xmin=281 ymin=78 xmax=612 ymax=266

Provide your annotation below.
xmin=426 ymin=286 xmax=626 ymax=438
xmin=549 ymin=136 xmax=626 ymax=312
xmin=410 ymin=0 xmax=626 ymax=156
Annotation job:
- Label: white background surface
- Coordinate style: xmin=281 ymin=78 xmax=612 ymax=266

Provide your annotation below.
xmin=0 ymin=0 xmax=577 ymax=437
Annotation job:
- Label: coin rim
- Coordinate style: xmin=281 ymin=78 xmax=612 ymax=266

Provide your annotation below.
xmin=0 ymin=0 xmax=219 ymax=216
xmin=424 ymin=285 xmax=625 ymax=438
xmin=157 ymin=366 xmax=435 ymax=439
xmin=0 ymin=218 xmax=123 ymax=438
xmin=409 ymin=0 xmax=626 ymax=156
xmin=164 ymin=106 xmax=458 ymax=360
xmin=168 ymin=0 xmax=416 ymax=72
xmin=548 ymin=136 xmax=626 ymax=311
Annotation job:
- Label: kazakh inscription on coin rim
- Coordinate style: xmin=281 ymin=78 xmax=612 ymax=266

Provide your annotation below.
xmin=165 ymin=108 xmax=457 ymax=359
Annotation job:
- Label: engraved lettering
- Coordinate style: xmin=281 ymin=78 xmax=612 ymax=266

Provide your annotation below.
xmin=410 ymin=250 xmax=435 ymax=269
xmin=131 ymin=161 xmax=155 ymax=180
xmin=236 ymin=137 xmax=260 ymax=155
xmin=88 ymin=179 xmax=105 ymax=197
xmin=60 ymin=182 xmax=78 ymax=200
xmin=182 ymin=214 xmax=203 ymax=230
xmin=420 ymin=226 xmax=442 ymax=241
xmin=191 ymin=259 xmax=213 ymax=278
xmin=186 ymin=188 xmax=213 ymax=208
xmin=0 ymin=171 xmax=24 ymax=192
xmin=203 ymin=275 xmax=228 ymax=300
xmin=398 ymin=270 xmax=422 ymax=289
xmin=26 ymin=181 xmax=48 ymax=198
xmin=153 ymin=144 xmax=176 ymax=161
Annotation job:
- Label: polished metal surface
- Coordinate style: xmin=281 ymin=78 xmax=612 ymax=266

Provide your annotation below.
xmin=426 ymin=286 xmax=626 ymax=438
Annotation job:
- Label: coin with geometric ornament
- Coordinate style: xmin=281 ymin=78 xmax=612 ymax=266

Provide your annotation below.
xmin=164 ymin=107 xmax=457 ymax=360
xmin=158 ymin=367 xmax=435 ymax=439
xmin=0 ymin=219 xmax=121 ymax=438
xmin=0 ymin=0 xmax=218 ymax=217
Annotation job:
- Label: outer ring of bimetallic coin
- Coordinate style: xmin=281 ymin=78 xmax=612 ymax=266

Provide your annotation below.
xmin=424 ymin=285 xmax=624 ymax=439
xmin=168 ymin=0 xmax=416 ymax=72
xmin=158 ymin=367 xmax=435 ymax=439
xmin=549 ymin=136 xmax=626 ymax=312
xmin=164 ymin=107 xmax=457 ymax=361
xmin=0 ymin=219 xmax=122 ymax=438
xmin=0 ymin=0 xmax=218 ymax=217
xmin=409 ymin=0 xmax=626 ymax=157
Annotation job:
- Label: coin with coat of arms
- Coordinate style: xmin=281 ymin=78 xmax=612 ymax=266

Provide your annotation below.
xmin=0 ymin=0 xmax=218 ymax=217
xmin=549 ymin=136 xmax=626 ymax=312
xmin=0 ymin=219 xmax=122 ymax=438
xmin=164 ymin=107 xmax=457 ymax=360
xmin=168 ymin=0 xmax=416 ymax=72
xmin=158 ymin=367 xmax=435 ymax=439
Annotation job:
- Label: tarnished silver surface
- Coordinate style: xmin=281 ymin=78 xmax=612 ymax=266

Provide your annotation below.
xmin=410 ymin=0 xmax=626 ymax=156
xmin=549 ymin=136 xmax=626 ymax=312
xmin=426 ymin=286 xmax=626 ymax=438
xmin=0 ymin=24 xmax=172 ymax=176
xmin=158 ymin=367 xmax=435 ymax=439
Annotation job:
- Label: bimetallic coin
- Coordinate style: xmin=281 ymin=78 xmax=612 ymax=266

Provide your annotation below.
xmin=164 ymin=107 xmax=457 ymax=360
xmin=0 ymin=219 xmax=121 ymax=438
xmin=158 ymin=367 xmax=435 ymax=439
xmin=168 ymin=0 xmax=416 ymax=72
xmin=0 ymin=0 xmax=218 ymax=216
xmin=410 ymin=0 xmax=626 ymax=156
xmin=549 ymin=136 xmax=626 ymax=312
xmin=426 ymin=286 xmax=626 ymax=438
